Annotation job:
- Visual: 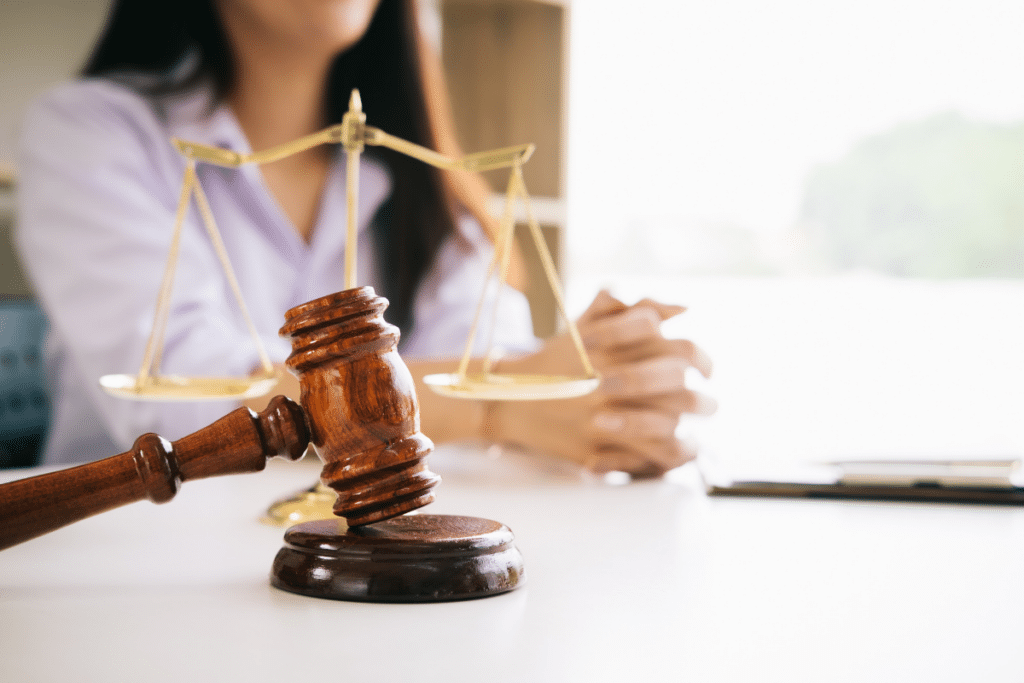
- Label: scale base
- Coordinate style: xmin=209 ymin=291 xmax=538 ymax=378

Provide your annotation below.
xmin=270 ymin=514 xmax=525 ymax=602
xmin=261 ymin=481 xmax=337 ymax=526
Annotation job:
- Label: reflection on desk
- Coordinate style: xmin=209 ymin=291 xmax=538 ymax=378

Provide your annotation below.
xmin=1 ymin=444 xmax=1022 ymax=683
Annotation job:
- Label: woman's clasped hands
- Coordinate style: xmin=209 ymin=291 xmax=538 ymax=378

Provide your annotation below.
xmin=490 ymin=290 xmax=717 ymax=477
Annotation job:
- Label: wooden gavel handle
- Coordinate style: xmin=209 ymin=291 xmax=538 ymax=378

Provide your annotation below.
xmin=0 ymin=395 xmax=309 ymax=551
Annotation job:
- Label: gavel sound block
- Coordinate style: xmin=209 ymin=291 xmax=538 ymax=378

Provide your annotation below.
xmin=0 ymin=287 xmax=524 ymax=603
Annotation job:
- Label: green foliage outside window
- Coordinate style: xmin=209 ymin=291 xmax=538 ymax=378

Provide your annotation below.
xmin=800 ymin=112 xmax=1024 ymax=277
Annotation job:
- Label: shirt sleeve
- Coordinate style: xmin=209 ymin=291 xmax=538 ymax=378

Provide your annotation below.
xmin=15 ymin=82 xmax=269 ymax=448
xmin=400 ymin=214 xmax=539 ymax=360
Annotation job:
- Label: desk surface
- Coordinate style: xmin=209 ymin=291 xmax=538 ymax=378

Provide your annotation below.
xmin=1 ymin=445 xmax=1022 ymax=683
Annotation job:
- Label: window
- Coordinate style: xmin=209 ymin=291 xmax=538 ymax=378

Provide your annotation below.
xmin=566 ymin=0 xmax=1024 ymax=467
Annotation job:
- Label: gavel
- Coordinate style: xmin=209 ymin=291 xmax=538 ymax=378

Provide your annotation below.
xmin=0 ymin=287 xmax=440 ymax=551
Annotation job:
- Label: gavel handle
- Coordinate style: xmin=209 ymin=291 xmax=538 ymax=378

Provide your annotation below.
xmin=0 ymin=395 xmax=309 ymax=551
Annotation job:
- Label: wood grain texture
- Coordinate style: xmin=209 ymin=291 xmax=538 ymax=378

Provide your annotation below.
xmin=0 ymin=395 xmax=308 ymax=551
xmin=280 ymin=286 xmax=440 ymax=526
xmin=441 ymin=0 xmax=565 ymax=197
xmin=270 ymin=514 xmax=525 ymax=602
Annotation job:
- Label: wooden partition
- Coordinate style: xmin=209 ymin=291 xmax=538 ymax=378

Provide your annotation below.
xmin=440 ymin=0 xmax=569 ymax=338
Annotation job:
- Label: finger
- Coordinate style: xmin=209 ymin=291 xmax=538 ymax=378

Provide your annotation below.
xmin=591 ymin=411 xmax=703 ymax=464
xmin=688 ymin=390 xmax=718 ymax=416
xmin=587 ymin=444 xmax=665 ymax=476
xmin=596 ymin=337 xmax=714 ymax=376
xmin=591 ymin=408 xmax=680 ymax=445
xmin=663 ymin=338 xmax=713 ymax=378
xmin=579 ymin=289 xmax=627 ymax=324
xmin=677 ymin=435 xmax=700 ymax=463
xmin=587 ymin=438 xmax=695 ymax=475
xmin=632 ymin=297 xmax=687 ymax=322
xmin=581 ymin=306 xmax=662 ymax=350
xmin=610 ymin=389 xmax=719 ymax=417
xmin=599 ymin=356 xmax=689 ymax=397
xmin=633 ymin=437 xmax=699 ymax=474
xmin=589 ymin=410 xmax=693 ymax=472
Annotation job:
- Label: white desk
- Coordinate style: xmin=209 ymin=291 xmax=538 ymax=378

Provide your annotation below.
xmin=1 ymin=445 xmax=1022 ymax=682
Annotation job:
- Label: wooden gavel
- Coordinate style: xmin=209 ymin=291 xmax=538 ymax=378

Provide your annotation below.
xmin=0 ymin=287 xmax=440 ymax=551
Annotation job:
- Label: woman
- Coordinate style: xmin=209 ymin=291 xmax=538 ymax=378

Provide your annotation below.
xmin=16 ymin=0 xmax=714 ymax=475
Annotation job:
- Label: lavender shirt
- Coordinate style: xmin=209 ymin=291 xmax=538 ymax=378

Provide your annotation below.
xmin=16 ymin=79 xmax=535 ymax=465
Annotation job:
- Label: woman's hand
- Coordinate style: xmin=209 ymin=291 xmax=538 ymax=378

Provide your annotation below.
xmin=490 ymin=290 xmax=716 ymax=477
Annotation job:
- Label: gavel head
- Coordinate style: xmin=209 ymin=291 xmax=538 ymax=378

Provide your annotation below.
xmin=279 ymin=287 xmax=439 ymax=526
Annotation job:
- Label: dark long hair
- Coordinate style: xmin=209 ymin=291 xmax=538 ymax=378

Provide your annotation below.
xmin=82 ymin=0 xmax=462 ymax=333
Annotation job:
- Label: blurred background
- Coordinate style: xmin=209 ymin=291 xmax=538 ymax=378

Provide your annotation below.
xmin=3 ymin=0 xmax=1023 ymax=470
xmin=562 ymin=0 xmax=1024 ymax=470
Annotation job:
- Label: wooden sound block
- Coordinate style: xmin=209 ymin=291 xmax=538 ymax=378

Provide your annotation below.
xmin=270 ymin=514 xmax=525 ymax=602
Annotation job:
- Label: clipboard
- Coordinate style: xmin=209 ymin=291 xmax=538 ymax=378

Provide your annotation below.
xmin=703 ymin=458 xmax=1024 ymax=506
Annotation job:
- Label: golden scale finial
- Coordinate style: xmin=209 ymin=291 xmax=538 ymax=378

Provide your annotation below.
xmin=100 ymin=90 xmax=598 ymax=403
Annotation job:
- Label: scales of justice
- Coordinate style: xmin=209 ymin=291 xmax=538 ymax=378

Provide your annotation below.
xmin=0 ymin=90 xmax=598 ymax=603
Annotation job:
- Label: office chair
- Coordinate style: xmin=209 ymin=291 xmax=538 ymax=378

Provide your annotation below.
xmin=0 ymin=297 xmax=49 ymax=468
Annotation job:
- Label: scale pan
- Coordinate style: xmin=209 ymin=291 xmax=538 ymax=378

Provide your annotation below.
xmin=424 ymin=372 xmax=599 ymax=401
xmin=99 ymin=372 xmax=280 ymax=402
xmin=262 ymin=482 xmax=338 ymax=527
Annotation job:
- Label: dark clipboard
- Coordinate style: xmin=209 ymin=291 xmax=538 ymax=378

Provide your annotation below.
xmin=706 ymin=479 xmax=1024 ymax=505
xmin=703 ymin=459 xmax=1024 ymax=506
